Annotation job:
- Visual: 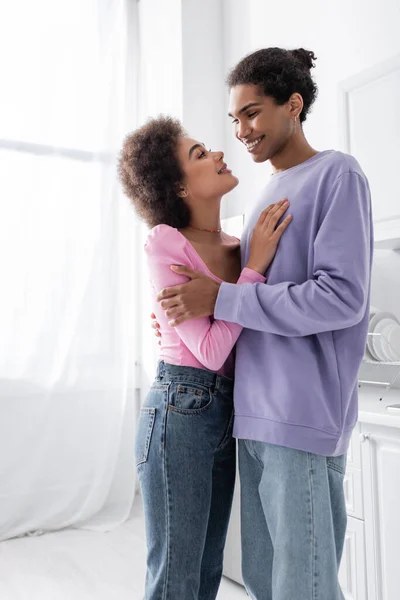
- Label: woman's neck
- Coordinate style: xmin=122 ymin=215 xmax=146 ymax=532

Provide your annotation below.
xmin=187 ymin=205 xmax=222 ymax=234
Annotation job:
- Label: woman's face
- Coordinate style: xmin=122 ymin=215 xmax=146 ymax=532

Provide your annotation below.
xmin=177 ymin=137 xmax=239 ymax=202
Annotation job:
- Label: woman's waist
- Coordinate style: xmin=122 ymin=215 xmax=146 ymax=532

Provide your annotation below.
xmin=156 ymin=360 xmax=234 ymax=396
xmin=159 ymin=345 xmax=234 ymax=378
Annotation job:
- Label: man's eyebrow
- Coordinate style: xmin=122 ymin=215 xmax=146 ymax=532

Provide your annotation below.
xmin=228 ymin=102 xmax=261 ymax=118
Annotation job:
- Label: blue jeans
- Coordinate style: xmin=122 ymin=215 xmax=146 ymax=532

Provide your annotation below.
xmin=239 ymin=439 xmax=347 ymax=600
xmin=135 ymin=361 xmax=236 ymax=600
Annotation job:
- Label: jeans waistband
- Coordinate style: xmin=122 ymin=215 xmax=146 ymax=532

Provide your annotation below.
xmin=156 ymin=361 xmax=234 ymax=396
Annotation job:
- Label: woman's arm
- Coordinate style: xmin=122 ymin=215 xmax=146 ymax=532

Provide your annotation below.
xmin=146 ymin=225 xmax=265 ymax=371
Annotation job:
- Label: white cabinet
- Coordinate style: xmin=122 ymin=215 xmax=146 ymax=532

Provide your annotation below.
xmin=360 ymin=423 xmax=400 ymax=600
xmin=339 ymin=516 xmax=367 ymax=600
xmin=340 ymin=55 xmax=400 ymax=250
xmin=339 ymin=425 xmax=367 ymax=600
xmin=343 ymin=467 xmax=364 ymax=519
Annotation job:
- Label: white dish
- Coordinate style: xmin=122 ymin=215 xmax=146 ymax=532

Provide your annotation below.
xmin=373 ymin=318 xmax=398 ymax=361
xmin=363 ymin=344 xmax=375 ymax=361
xmin=370 ymin=312 xmax=400 ymax=362
xmin=367 ymin=312 xmax=384 ymax=360
xmin=382 ymin=324 xmax=400 ymax=361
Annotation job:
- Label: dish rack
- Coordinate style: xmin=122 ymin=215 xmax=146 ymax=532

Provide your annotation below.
xmin=359 ymin=332 xmax=400 ymax=392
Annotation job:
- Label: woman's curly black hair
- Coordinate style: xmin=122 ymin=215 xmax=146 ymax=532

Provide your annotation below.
xmin=227 ymin=47 xmax=318 ymax=122
xmin=118 ymin=116 xmax=191 ymax=228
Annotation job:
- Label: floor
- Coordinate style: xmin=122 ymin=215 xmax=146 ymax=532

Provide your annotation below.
xmin=0 ymin=497 xmax=247 ymax=600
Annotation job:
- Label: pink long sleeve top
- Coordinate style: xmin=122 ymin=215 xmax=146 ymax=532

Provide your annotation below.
xmin=144 ymin=224 xmax=266 ymax=377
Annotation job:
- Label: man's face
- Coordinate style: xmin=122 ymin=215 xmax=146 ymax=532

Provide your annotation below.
xmin=228 ymin=84 xmax=293 ymax=163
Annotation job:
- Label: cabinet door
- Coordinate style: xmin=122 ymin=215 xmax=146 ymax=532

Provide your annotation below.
xmin=361 ymin=424 xmax=400 ymax=600
xmin=339 ymin=516 xmax=367 ymax=600
xmin=344 ymin=467 xmax=364 ymax=519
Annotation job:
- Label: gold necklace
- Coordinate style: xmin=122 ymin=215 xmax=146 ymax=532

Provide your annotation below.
xmin=188 ymin=225 xmax=222 ymax=233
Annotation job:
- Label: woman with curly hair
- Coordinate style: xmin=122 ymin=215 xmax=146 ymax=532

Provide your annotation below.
xmin=118 ymin=116 xmax=291 ymax=600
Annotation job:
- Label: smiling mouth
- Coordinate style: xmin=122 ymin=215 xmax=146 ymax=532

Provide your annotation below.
xmin=244 ymin=136 xmax=264 ymax=152
xmin=218 ymin=163 xmax=232 ymax=174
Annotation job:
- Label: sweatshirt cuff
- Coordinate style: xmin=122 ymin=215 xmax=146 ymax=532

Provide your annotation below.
xmin=215 ymin=281 xmax=245 ymax=323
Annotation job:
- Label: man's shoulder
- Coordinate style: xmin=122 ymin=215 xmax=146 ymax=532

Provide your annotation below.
xmin=320 ymin=150 xmax=367 ymax=181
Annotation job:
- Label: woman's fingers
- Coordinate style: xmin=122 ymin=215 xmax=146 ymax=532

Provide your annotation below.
xmin=257 ymin=203 xmax=275 ymax=223
xmin=273 ymin=214 xmax=293 ymax=240
xmin=266 ymin=200 xmax=290 ymax=228
xmin=257 ymin=198 xmax=288 ymax=225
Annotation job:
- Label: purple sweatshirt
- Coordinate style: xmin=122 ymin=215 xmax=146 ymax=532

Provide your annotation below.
xmin=215 ymin=151 xmax=373 ymax=456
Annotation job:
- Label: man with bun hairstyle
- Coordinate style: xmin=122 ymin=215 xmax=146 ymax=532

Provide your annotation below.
xmin=157 ymin=48 xmax=373 ymax=599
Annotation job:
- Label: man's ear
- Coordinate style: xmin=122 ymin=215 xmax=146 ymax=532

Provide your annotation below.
xmin=288 ymin=93 xmax=303 ymax=120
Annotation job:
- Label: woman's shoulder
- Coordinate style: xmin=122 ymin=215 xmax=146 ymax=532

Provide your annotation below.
xmin=221 ymin=231 xmax=241 ymax=246
xmin=144 ymin=224 xmax=188 ymax=256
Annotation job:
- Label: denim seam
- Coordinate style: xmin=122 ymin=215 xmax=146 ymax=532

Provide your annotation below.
xmin=162 ymin=384 xmax=171 ymax=600
xmin=215 ymin=410 xmax=234 ymax=453
xmin=308 ymin=453 xmax=317 ymax=600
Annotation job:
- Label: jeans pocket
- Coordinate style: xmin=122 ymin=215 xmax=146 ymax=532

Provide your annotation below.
xmin=135 ymin=408 xmax=156 ymax=466
xmin=327 ymin=454 xmax=347 ymax=475
xmin=169 ymin=383 xmax=213 ymax=414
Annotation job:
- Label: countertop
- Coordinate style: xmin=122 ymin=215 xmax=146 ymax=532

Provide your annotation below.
xmin=358 ymin=386 xmax=400 ymax=428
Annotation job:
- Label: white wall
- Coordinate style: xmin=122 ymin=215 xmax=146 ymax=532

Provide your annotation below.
xmin=181 ymin=0 xmax=225 ymax=151
xmin=221 ymin=0 xmax=400 ymax=214
xmin=138 ymin=0 xmax=183 ymax=119
xmin=137 ymin=0 xmax=400 ymax=382
xmin=137 ymin=0 xmax=228 ymax=393
xmin=137 ymin=0 xmax=400 ymax=221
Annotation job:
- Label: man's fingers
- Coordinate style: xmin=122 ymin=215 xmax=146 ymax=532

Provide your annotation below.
xmin=160 ymin=298 xmax=180 ymax=310
xmin=165 ymin=305 xmax=182 ymax=318
xmin=157 ymin=285 xmax=182 ymax=302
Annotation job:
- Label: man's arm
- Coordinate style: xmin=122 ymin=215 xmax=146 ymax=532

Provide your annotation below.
xmin=214 ymin=172 xmax=372 ymax=337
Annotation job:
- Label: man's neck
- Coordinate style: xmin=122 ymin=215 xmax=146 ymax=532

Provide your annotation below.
xmin=270 ymin=132 xmax=318 ymax=174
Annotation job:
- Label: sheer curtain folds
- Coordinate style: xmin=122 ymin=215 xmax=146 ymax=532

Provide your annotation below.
xmin=0 ymin=0 xmax=140 ymax=540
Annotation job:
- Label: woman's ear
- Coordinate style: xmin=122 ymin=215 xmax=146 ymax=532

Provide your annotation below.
xmin=177 ymin=186 xmax=188 ymax=198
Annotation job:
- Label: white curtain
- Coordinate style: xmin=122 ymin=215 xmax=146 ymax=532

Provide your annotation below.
xmin=0 ymin=0 xmax=140 ymax=541
xmin=136 ymin=0 xmax=184 ymax=396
